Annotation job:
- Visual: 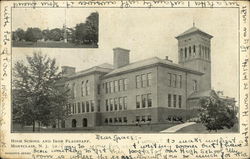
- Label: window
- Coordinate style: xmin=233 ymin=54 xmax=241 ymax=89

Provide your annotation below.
xmin=178 ymin=75 xmax=182 ymax=88
xmin=72 ymin=103 xmax=74 ymax=114
xmin=180 ymin=48 xmax=183 ymax=60
xmin=136 ymin=116 xmax=140 ymax=122
xmin=110 ymin=81 xmax=114 ymax=93
xmin=109 ymin=118 xmax=112 ymax=123
xmin=119 ymin=97 xmax=123 ymax=110
xmin=104 ymin=118 xmax=108 ymax=124
xmin=141 ymin=116 xmax=146 ymax=122
xmin=69 ymin=104 xmax=72 ymax=114
xmin=147 ymin=73 xmax=152 ymax=86
xmin=193 ymin=80 xmax=198 ymax=91
xmin=119 ymin=79 xmax=123 ymax=91
xmin=199 ymin=45 xmax=201 ymax=56
xmin=124 ymin=79 xmax=128 ymax=90
xmin=173 ymin=74 xmax=177 ymax=87
xmin=97 ymin=84 xmax=101 ymax=95
xmin=185 ymin=47 xmax=187 ymax=58
xmin=123 ymin=97 xmax=127 ymax=110
xmin=178 ymin=95 xmax=182 ymax=108
xmin=119 ymin=117 xmax=122 ymax=123
xmin=168 ymin=73 xmax=171 ymax=87
xmin=189 ymin=46 xmax=192 ymax=57
xmin=147 ymin=115 xmax=152 ymax=122
xmin=193 ymin=45 xmax=196 ymax=53
xmin=105 ymin=99 xmax=109 ymax=111
xmin=81 ymin=81 xmax=85 ymax=96
xmin=142 ymin=94 xmax=147 ymax=108
xmin=78 ymin=102 xmax=81 ymax=113
xmin=107 ymin=82 xmax=110 ymax=93
xmin=85 ymin=80 xmax=90 ymax=96
xmin=114 ymin=118 xmax=118 ymax=123
xmin=97 ymin=100 xmax=100 ymax=112
xmin=168 ymin=94 xmax=171 ymax=107
xmin=142 ymin=74 xmax=147 ymax=87
xmin=114 ymin=98 xmax=118 ymax=111
xmin=136 ymin=75 xmax=141 ymax=88
xmin=110 ymin=99 xmax=113 ymax=111
xmin=173 ymin=95 xmax=177 ymax=107
xmin=91 ymin=101 xmax=94 ymax=112
xmin=86 ymin=101 xmax=89 ymax=112
xmin=147 ymin=93 xmax=152 ymax=107
xmin=72 ymin=83 xmax=76 ymax=99
xmin=123 ymin=117 xmax=127 ymax=123
xmin=82 ymin=102 xmax=85 ymax=113
xmin=136 ymin=95 xmax=141 ymax=108
xmin=114 ymin=80 xmax=118 ymax=92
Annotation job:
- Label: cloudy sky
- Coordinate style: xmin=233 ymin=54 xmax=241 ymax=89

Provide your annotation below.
xmin=12 ymin=8 xmax=238 ymax=100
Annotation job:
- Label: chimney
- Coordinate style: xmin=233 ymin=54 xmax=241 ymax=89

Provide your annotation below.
xmin=113 ymin=47 xmax=130 ymax=69
xmin=165 ymin=56 xmax=173 ymax=62
xmin=61 ymin=66 xmax=76 ymax=77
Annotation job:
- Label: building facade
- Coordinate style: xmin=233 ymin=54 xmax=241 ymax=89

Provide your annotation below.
xmin=61 ymin=26 xmax=215 ymax=128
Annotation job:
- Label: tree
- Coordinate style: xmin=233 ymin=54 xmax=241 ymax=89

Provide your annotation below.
xmin=85 ymin=12 xmax=99 ymax=45
xmin=42 ymin=29 xmax=50 ymax=41
xmin=13 ymin=28 xmax=25 ymax=41
xmin=13 ymin=52 xmax=69 ymax=131
xmin=49 ymin=28 xmax=63 ymax=41
xmin=75 ymin=23 xmax=88 ymax=44
xmin=24 ymin=27 xmax=43 ymax=42
xmin=73 ymin=12 xmax=99 ymax=45
xmin=199 ymin=96 xmax=237 ymax=132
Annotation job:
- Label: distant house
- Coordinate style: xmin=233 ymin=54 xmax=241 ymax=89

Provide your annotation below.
xmin=58 ymin=26 xmax=235 ymax=128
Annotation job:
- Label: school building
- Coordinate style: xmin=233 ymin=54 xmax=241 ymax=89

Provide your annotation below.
xmin=60 ymin=26 xmax=215 ymax=128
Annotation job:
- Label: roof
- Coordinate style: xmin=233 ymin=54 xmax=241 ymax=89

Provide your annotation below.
xmin=188 ymin=89 xmax=218 ymax=99
xmin=176 ymin=26 xmax=213 ymax=39
xmin=103 ymin=57 xmax=203 ymax=78
xmin=66 ymin=63 xmax=113 ymax=80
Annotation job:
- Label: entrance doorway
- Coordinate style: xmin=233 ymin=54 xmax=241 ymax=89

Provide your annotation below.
xmin=82 ymin=118 xmax=88 ymax=127
xmin=72 ymin=119 xmax=77 ymax=128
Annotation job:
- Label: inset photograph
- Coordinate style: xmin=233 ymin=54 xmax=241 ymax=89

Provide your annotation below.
xmin=12 ymin=8 xmax=98 ymax=48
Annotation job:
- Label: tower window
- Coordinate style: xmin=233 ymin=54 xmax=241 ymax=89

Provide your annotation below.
xmin=193 ymin=45 xmax=196 ymax=53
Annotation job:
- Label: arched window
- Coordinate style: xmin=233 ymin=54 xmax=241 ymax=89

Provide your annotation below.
xmin=85 ymin=80 xmax=90 ymax=96
xmin=81 ymin=81 xmax=85 ymax=96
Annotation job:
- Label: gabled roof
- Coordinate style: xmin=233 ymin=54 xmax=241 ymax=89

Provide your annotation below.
xmin=66 ymin=63 xmax=113 ymax=80
xmin=176 ymin=26 xmax=213 ymax=39
xmin=103 ymin=57 xmax=203 ymax=78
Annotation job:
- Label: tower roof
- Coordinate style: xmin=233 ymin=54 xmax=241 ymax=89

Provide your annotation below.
xmin=176 ymin=26 xmax=213 ymax=39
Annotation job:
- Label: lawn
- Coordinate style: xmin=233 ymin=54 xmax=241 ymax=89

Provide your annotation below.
xmin=12 ymin=41 xmax=98 ymax=48
xmin=176 ymin=123 xmax=239 ymax=133
xmin=12 ymin=123 xmax=177 ymax=133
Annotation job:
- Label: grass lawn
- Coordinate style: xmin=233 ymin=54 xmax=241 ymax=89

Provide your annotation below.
xmin=12 ymin=41 xmax=98 ymax=48
xmin=176 ymin=123 xmax=239 ymax=133
xmin=12 ymin=123 xmax=177 ymax=133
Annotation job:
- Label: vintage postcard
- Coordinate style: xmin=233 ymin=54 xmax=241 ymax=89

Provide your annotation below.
xmin=0 ymin=0 xmax=249 ymax=159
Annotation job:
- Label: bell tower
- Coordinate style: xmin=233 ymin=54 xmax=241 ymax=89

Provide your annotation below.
xmin=176 ymin=25 xmax=213 ymax=91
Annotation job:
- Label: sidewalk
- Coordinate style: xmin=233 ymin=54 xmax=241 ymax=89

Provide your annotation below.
xmin=160 ymin=122 xmax=196 ymax=133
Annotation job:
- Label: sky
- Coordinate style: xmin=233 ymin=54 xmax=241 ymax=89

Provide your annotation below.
xmin=12 ymin=8 xmax=239 ymax=101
